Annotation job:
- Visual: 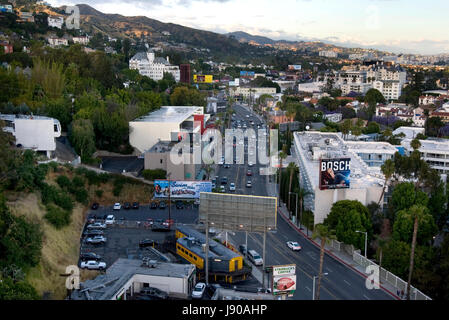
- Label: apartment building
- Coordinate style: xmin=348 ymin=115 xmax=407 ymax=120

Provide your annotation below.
xmin=47 ymin=16 xmax=64 ymax=29
xmin=319 ymin=50 xmax=338 ymax=58
xmin=129 ymin=51 xmax=180 ymax=82
xmin=229 ymin=87 xmax=277 ymax=99
xmin=401 ymin=138 xmax=449 ymax=175
xmin=72 ymin=36 xmax=89 ymax=45
xmin=47 ymin=37 xmax=68 ymax=47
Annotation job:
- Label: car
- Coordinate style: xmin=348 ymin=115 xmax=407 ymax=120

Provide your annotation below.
xmin=91 ymin=202 xmax=99 ymax=210
xmin=286 ymin=241 xmax=302 ymax=251
xmin=246 ymin=169 xmax=252 ymax=176
xmin=87 ymin=215 xmax=96 ymax=224
xmin=246 ymin=181 xmax=252 ymax=188
xmin=83 ymin=229 xmax=104 ymax=237
xmin=80 ymin=252 xmax=102 ymax=261
xmin=246 ymin=115 xmax=250 ymax=118
xmin=139 ymin=239 xmax=158 ymax=248
xmin=206 ymin=284 xmax=222 ymax=297
xmin=80 ymin=260 xmax=106 ymax=270
xmin=238 ymin=244 xmax=247 ymax=255
xmin=191 ymin=282 xmax=206 ymax=299
xmin=219 ymin=185 xmax=226 ymax=193
xmin=150 ymin=201 xmax=158 ymax=209
xmin=176 ymin=200 xmax=184 ymax=209
xmin=124 ymin=202 xmax=131 ymax=210
xmin=86 ymin=222 xmax=106 ymax=229
xmin=159 ymin=201 xmax=166 ymax=209
xmin=132 ymin=202 xmax=139 ymax=209
xmin=212 ymin=183 xmax=216 ymax=189
xmin=105 ymin=215 xmax=115 ymax=225
xmin=140 ymin=287 xmax=168 ymax=300
xmin=221 ymin=177 xmax=228 ymax=185
xmin=229 ymin=183 xmax=236 ymax=191
xmin=151 ymin=219 xmax=170 ymax=232
xmin=224 ymin=164 xmax=231 ymax=169
xmin=113 ymin=203 xmax=121 ymax=210
xmin=86 ymin=235 xmax=107 ymax=244
xmin=248 ymin=162 xmax=254 ymax=167
xmin=211 ymin=178 xmax=216 ymax=184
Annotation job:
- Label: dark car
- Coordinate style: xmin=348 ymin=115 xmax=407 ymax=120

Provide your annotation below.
xmin=175 ymin=201 xmax=184 ymax=209
xmin=83 ymin=229 xmax=104 ymax=237
xmin=80 ymin=252 xmax=102 ymax=261
xmin=139 ymin=239 xmax=158 ymax=248
xmin=140 ymin=287 xmax=168 ymax=300
xmin=150 ymin=201 xmax=158 ymax=209
xmin=132 ymin=202 xmax=139 ymax=209
xmin=91 ymin=203 xmax=99 ymax=210
xmin=152 ymin=219 xmax=170 ymax=232
xmin=224 ymin=164 xmax=231 ymax=169
xmin=206 ymin=284 xmax=222 ymax=298
xmin=239 ymin=244 xmax=247 ymax=255
xmin=221 ymin=177 xmax=228 ymax=185
xmin=159 ymin=201 xmax=166 ymax=209
xmin=124 ymin=202 xmax=131 ymax=210
xmin=246 ymin=170 xmax=252 ymax=176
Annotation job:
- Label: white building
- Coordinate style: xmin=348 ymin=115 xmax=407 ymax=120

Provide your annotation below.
xmin=47 ymin=37 xmax=68 ymax=47
xmin=129 ymin=106 xmax=208 ymax=154
xmin=47 ymin=16 xmax=64 ymax=29
xmin=0 ymin=114 xmax=61 ymax=158
xmin=323 ymin=113 xmax=343 ymax=123
xmin=345 ymin=141 xmax=398 ymax=168
xmin=72 ymin=36 xmax=89 ymax=45
xmin=319 ymin=51 xmax=338 ymax=58
xmin=298 ymin=82 xmax=325 ymax=93
xmin=393 ymin=126 xmax=425 ymax=140
xmin=293 ymin=131 xmax=385 ymax=225
xmin=229 ymin=87 xmax=277 ymax=99
xmin=401 ymin=138 xmax=449 ymax=175
xmin=129 ymin=51 xmax=180 ymax=82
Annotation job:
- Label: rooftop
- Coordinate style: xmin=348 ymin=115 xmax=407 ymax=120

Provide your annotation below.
xmin=345 ymin=141 xmax=398 ymax=154
xmin=131 ymin=106 xmax=204 ymax=124
xmin=402 ymin=138 xmax=449 ymax=153
xmin=70 ymin=258 xmax=195 ymax=300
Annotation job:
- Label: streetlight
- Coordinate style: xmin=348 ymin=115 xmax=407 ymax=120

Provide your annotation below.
xmin=356 ymin=230 xmax=368 ymax=258
xmin=312 ymin=273 xmax=328 ymax=300
xmin=167 ymin=172 xmax=172 ymax=227
xmin=289 ymin=191 xmax=298 ymax=226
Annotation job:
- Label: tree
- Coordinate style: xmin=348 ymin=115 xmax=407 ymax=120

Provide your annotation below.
xmin=70 ymin=119 xmax=96 ymax=161
xmin=0 ymin=277 xmax=40 ymax=300
xmin=390 ymin=182 xmax=428 ymax=215
xmin=410 ymin=138 xmax=421 ymax=151
xmin=339 ymin=119 xmax=352 ymax=140
xmin=425 ymin=117 xmax=444 ymax=137
xmin=312 ymin=224 xmax=336 ymax=300
xmin=393 ymin=207 xmax=436 ymax=245
xmin=278 ymin=151 xmax=287 ymax=207
xmin=379 ymin=159 xmax=395 ymax=206
xmin=287 ymin=162 xmax=298 ymax=217
xmin=365 ymin=88 xmax=386 ymax=105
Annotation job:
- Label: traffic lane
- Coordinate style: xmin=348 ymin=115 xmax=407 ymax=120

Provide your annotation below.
xmin=275 ymin=213 xmax=395 ymax=300
xmin=87 ymin=204 xmax=199 ymax=224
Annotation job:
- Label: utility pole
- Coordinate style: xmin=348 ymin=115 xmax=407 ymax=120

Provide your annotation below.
xmin=168 ymin=173 xmax=171 ymax=226
xmin=205 ymin=219 xmax=209 ymax=285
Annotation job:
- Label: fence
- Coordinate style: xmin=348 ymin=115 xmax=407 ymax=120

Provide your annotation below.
xmin=353 ymin=251 xmax=432 ymax=300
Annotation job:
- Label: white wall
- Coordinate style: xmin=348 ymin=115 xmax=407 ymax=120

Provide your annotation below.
xmin=14 ymin=118 xmax=60 ymax=152
xmin=129 ymin=121 xmax=180 ymax=153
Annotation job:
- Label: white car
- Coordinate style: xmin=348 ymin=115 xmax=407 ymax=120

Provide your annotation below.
xmin=113 ymin=203 xmax=121 ymax=210
xmin=220 ymin=185 xmax=226 ymax=193
xmin=105 ymin=215 xmax=115 ymax=225
xmin=248 ymin=162 xmax=254 ymax=167
xmin=287 ymin=241 xmax=302 ymax=251
xmin=229 ymin=183 xmax=236 ymax=191
xmin=87 ymin=222 xmax=106 ymax=229
xmin=191 ymin=282 xmax=206 ymax=299
xmin=86 ymin=235 xmax=107 ymax=244
xmin=80 ymin=260 xmax=106 ymax=270
xmin=246 ymin=181 xmax=252 ymax=188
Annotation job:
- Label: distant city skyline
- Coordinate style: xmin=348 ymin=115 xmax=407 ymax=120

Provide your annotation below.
xmin=47 ymin=0 xmax=449 ymax=55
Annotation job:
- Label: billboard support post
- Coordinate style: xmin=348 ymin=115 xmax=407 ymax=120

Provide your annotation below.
xmin=168 ymin=174 xmax=171 ymax=225
xmin=205 ymin=219 xmax=209 ymax=285
xmin=262 ymin=228 xmax=266 ymax=289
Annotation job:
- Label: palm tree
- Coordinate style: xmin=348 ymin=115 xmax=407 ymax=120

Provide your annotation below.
xmin=297 ymin=186 xmax=311 ymax=228
xmin=406 ymin=204 xmax=426 ymax=300
xmin=410 ymin=138 xmax=421 ymax=151
xmin=375 ymin=234 xmax=390 ymax=285
xmin=378 ymin=159 xmax=395 ymax=206
xmin=312 ymin=224 xmax=336 ymax=300
xmin=287 ymin=162 xmax=298 ymax=215
xmin=278 ymin=151 xmax=287 ymax=207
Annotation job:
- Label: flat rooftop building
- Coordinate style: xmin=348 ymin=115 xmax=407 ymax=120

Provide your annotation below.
xmin=70 ymin=258 xmax=196 ymax=300
xmin=401 ymin=138 xmax=449 ymax=175
xmin=293 ymin=131 xmax=385 ymax=225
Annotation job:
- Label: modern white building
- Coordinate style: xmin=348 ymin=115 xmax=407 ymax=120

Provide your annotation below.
xmin=0 ymin=114 xmax=61 ymax=158
xmin=72 ymin=36 xmax=89 ymax=45
xmin=319 ymin=51 xmax=338 ymax=58
xmin=229 ymin=87 xmax=277 ymax=99
xmin=323 ymin=113 xmax=343 ymax=123
xmin=293 ymin=131 xmax=385 ymax=225
xmin=70 ymin=258 xmax=196 ymax=300
xmin=401 ymin=138 xmax=449 ymax=175
xmin=393 ymin=126 xmax=425 ymax=140
xmin=298 ymin=81 xmax=325 ymax=93
xmin=345 ymin=141 xmax=398 ymax=168
xmin=129 ymin=106 xmax=208 ymax=154
xmin=47 ymin=37 xmax=68 ymax=47
xmin=129 ymin=51 xmax=180 ymax=82
xmin=47 ymin=16 xmax=64 ymax=29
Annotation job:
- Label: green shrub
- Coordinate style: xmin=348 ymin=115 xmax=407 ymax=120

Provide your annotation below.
xmin=48 ymin=161 xmax=59 ymax=172
xmin=72 ymin=176 xmax=85 ymax=188
xmin=75 ymin=188 xmax=89 ymax=205
xmin=40 ymin=183 xmax=58 ymax=204
xmin=142 ymin=169 xmax=167 ymax=181
xmin=56 ymin=175 xmax=71 ymax=189
xmin=85 ymin=170 xmax=99 ymax=185
xmin=53 ymin=191 xmax=73 ymax=212
xmin=95 ymin=189 xmax=104 ymax=198
xmin=44 ymin=204 xmax=71 ymax=229
xmin=113 ymin=185 xmax=123 ymax=197
xmin=98 ymin=173 xmax=110 ymax=184
xmin=74 ymin=167 xmax=88 ymax=176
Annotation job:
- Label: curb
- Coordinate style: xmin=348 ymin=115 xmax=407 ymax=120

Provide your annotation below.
xmin=277 ymin=207 xmax=401 ymax=300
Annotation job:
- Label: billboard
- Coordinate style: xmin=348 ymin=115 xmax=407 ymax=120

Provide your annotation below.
xmin=240 ymin=71 xmax=255 ymax=78
xmin=288 ymin=65 xmax=302 ymax=71
xmin=193 ymin=74 xmax=213 ymax=83
xmin=272 ymin=264 xmax=296 ymax=296
xmin=319 ymin=158 xmax=351 ymax=190
xmin=154 ymin=180 xmax=212 ymax=199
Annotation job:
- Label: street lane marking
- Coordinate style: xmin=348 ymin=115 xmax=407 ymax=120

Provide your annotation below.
xmin=305 ymin=286 xmax=311 ymax=292
xmin=344 ymin=280 xmax=352 ymax=286
xmin=363 ymin=295 xmax=371 ymax=300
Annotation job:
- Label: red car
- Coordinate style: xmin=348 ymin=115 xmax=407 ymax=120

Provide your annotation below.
xmin=246 ymin=170 xmax=252 ymax=176
xmin=275 ymin=277 xmax=295 ymax=291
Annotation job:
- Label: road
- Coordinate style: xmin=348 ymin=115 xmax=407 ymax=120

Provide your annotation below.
xmin=212 ymin=102 xmax=394 ymax=300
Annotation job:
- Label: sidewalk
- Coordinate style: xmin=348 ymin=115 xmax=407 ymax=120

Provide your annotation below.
xmin=276 ymin=202 xmax=400 ymax=300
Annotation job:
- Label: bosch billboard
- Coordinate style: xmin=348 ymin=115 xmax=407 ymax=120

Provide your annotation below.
xmin=319 ymin=158 xmax=351 ymax=190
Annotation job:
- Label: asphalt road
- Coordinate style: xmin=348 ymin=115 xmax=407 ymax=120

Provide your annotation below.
xmin=214 ymin=103 xmax=395 ymax=300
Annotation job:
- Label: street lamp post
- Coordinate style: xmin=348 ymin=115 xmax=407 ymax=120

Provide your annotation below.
xmin=167 ymin=173 xmax=172 ymax=226
xmin=312 ymin=273 xmax=328 ymax=300
xmin=289 ymin=192 xmax=298 ymax=226
xmin=356 ymin=230 xmax=368 ymax=258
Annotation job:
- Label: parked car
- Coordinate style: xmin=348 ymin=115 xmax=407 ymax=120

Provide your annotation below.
xmin=239 ymin=244 xmax=247 ymax=255
xmin=176 ymin=201 xmax=184 ymax=209
xmin=191 ymin=282 xmax=206 ymax=299
xmin=140 ymin=287 xmax=168 ymax=300
xmin=91 ymin=203 xmax=99 ymax=210
xmin=139 ymin=239 xmax=157 ymax=248
xmin=229 ymin=183 xmax=236 ymax=191
xmin=159 ymin=201 xmax=166 ymax=209
xmin=246 ymin=170 xmax=252 ymax=176
xmin=113 ymin=203 xmax=121 ymax=210
xmin=150 ymin=201 xmax=158 ymax=209
xmin=248 ymin=162 xmax=254 ymax=167
xmin=221 ymin=177 xmax=228 ymax=185
xmin=246 ymin=180 xmax=252 ymax=188
xmin=206 ymin=283 xmax=222 ymax=298
xmin=105 ymin=215 xmax=115 ymax=225
xmin=132 ymin=202 xmax=139 ymax=209
xmin=224 ymin=164 xmax=231 ymax=169
xmin=286 ymin=241 xmax=302 ymax=251
xmin=80 ymin=260 xmax=106 ymax=270
xmin=86 ymin=235 xmax=107 ymax=244
xmin=80 ymin=252 xmax=102 ymax=261
xmin=86 ymin=222 xmax=106 ymax=229
xmin=219 ymin=185 xmax=226 ymax=193
xmin=124 ymin=202 xmax=131 ymax=210
xmin=152 ymin=219 xmax=170 ymax=231
xmin=83 ymin=229 xmax=104 ymax=237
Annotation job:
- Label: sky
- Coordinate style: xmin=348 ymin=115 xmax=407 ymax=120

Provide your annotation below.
xmin=47 ymin=0 xmax=449 ymax=55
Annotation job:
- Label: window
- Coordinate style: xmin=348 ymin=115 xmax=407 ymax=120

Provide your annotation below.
xmin=54 ymin=124 xmax=58 ymax=132
xmin=160 ymin=159 xmax=163 ymax=164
